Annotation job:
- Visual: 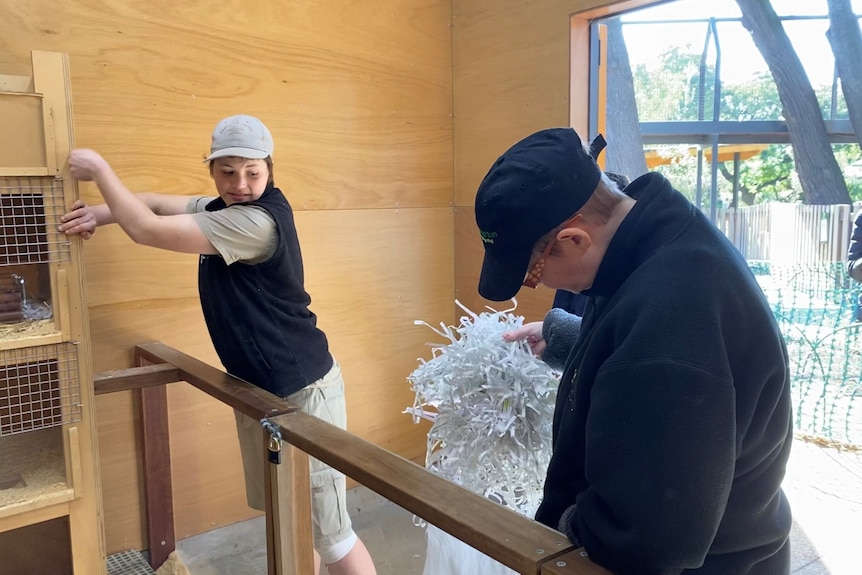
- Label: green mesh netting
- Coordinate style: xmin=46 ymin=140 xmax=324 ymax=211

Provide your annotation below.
xmin=750 ymin=261 xmax=861 ymax=448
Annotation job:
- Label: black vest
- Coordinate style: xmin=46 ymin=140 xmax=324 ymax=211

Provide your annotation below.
xmin=198 ymin=185 xmax=332 ymax=398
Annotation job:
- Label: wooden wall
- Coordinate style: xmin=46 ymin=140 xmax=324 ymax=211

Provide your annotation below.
xmin=451 ymin=0 xmax=660 ymax=322
xmin=1 ymin=0 xmax=452 ymax=552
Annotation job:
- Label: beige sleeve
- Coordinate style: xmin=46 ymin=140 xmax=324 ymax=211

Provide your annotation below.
xmin=191 ymin=205 xmax=278 ymax=265
xmin=187 ymin=196 xmax=215 ymax=214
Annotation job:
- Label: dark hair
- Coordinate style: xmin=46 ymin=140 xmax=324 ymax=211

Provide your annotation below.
xmin=208 ymin=156 xmax=274 ymax=185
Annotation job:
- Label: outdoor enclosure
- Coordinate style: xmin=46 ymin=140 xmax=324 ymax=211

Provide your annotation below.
xmin=748 ymin=260 xmax=861 ymax=447
xmin=709 ymin=203 xmax=862 ymax=447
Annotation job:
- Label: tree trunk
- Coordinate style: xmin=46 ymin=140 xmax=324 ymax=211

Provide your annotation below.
xmin=605 ymin=18 xmax=649 ymax=181
xmin=827 ymin=0 xmax=862 ymax=148
xmin=736 ymin=0 xmax=851 ymax=205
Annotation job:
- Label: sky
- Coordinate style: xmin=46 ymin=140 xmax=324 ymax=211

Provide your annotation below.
xmin=618 ymin=0 xmax=862 ymax=86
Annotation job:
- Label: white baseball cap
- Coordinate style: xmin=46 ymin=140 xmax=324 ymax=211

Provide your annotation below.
xmin=204 ymin=114 xmax=274 ymax=162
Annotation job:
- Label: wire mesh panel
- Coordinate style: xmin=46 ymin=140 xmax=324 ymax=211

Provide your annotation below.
xmin=0 ymin=342 xmax=81 ymax=436
xmin=0 ymin=176 xmax=71 ymax=266
xmin=751 ymin=261 xmax=862 ymax=447
xmin=793 ymin=324 xmax=862 ymax=446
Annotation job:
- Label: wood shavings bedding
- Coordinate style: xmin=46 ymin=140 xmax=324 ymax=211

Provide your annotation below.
xmin=0 ymin=428 xmax=67 ymax=508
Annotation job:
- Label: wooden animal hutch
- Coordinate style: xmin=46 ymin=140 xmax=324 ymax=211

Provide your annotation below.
xmin=0 ymin=51 xmax=105 ymax=574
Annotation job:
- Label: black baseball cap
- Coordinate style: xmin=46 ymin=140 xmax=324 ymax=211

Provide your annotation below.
xmin=475 ymin=127 xmax=602 ymax=301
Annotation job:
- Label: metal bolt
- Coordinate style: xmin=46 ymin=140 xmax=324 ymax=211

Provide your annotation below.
xmin=160 ymin=540 xmax=166 ymax=546
xmin=556 ymin=561 xmax=567 ymax=567
xmin=536 ymin=548 xmax=545 ymax=555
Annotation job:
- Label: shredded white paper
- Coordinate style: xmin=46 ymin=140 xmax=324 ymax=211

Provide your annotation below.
xmin=405 ymin=299 xmax=559 ymax=518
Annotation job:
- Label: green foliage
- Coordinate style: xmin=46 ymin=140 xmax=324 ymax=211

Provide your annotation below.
xmin=632 ymin=45 xmax=860 ymax=206
xmin=721 ymin=72 xmax=782 ymax=121
xmin=735 ymin=145 xmax=797 ymax=203
xmin=632 ymin=46 xmax=713 ymax=122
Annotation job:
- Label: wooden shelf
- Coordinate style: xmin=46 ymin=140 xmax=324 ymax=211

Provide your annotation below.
xmin=0 ymin=167 xmax=51 ymax=177
xmin=0 ymin=498 xmax=71 ymax=534
xmin=0 ymin=491 xmax=74 ymax=533
xmin=0 ymin=324 xmax=63 ymax=351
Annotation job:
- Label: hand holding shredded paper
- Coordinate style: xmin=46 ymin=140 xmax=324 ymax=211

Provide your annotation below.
xmin=405 ymin=300 xmax=559 ymax=517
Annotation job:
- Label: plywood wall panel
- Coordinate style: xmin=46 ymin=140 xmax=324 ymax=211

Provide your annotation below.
xmin=297 ymin=207 xmax=453 ymax=461
xmin=453 ymin=0 xmax=577 ymax=208
xmin=450 ymin=0 xmax=581 ymax=318
xmin=83 ymin=234 xmax=199 ymax=308
xmin=0 ymin=0 xmax=452 ymax=211
xmin=89 ymin=299 xmax=216 ymax=373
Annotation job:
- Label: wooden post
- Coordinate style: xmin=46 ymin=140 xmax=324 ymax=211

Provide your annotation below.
xmin=264 ymin=413 xmax=314 ymax=575
xmin=139 ymin=355 xmax=176 ymax=570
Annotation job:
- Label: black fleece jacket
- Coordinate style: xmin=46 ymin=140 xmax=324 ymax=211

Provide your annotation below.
xmin=535 ymin=173 xmax=793 ymax=574
xmin=198 ymin=185 xmax=332 ymax=398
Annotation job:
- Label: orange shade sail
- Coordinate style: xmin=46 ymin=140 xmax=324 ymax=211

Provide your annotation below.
xmin=644 ymin=143 xmax=769 ymax=168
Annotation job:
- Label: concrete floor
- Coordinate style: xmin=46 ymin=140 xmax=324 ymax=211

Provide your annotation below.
xmin=174 ymin=438 xmax=861 ymax=575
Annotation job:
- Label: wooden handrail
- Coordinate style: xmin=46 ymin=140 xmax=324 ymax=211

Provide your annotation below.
xmin=94 ymin=364 xmax=180 ymax=394
xmin=92 ymin=343 xmax=611 ymax=574
xmin=271 ymin=410 xmax=609 ymax=575
xmin=541 ymin=549 xmax=607 ymax=575
xmin=136 ymin=341 xmax=299 ymax=421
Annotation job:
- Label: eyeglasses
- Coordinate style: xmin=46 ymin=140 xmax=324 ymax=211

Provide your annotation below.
xmin=522 ymin=215 xmax=581 ymax=290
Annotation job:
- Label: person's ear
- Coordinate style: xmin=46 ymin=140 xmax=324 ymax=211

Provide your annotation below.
xmin=556 ymin=226 xmax=591 ymax=254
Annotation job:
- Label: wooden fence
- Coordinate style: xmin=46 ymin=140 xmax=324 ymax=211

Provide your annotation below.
xmin=714 ymin=203 xmax=859 ymax=263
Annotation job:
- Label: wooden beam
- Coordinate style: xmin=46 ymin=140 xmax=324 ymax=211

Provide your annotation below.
xmin=135 ymin=342 xmax=299 ymax=421
xmin=93 ymin=364 xmax=181 ymax=395
xmin=140 ymin=383 xmax=175 ymax=570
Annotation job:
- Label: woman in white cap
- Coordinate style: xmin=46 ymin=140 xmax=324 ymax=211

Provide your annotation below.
xmin=59 ymin=115 xmax=378 ymax=575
